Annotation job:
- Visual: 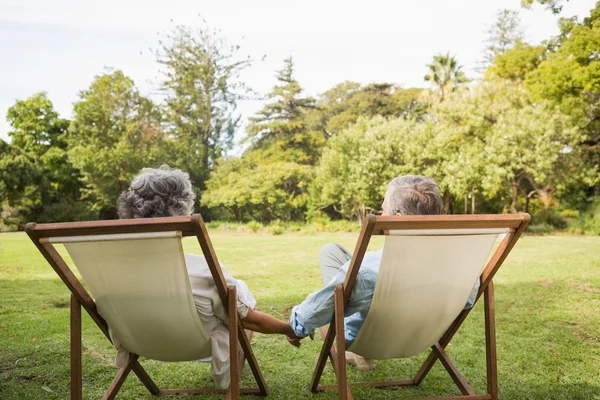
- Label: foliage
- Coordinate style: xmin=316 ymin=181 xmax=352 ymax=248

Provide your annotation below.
xmin=478 ymin=9 xmax=525 ymax=73
xmin=155 ymin=22 xmax=251 ymax=195
xmin=521 ymin=0 xmax=567 ymax=14
xmin=317 ymin=116 xmax=422 ymax=220
xmin=485 ymin=41 xmax=546 ymax=82
xmin=245 ymin=57 xmax=323 ymax=165
xmin=531 ymin=208 xmax=568 ymax=229
xmin=569 ymin=200 xmax=600 ymax=234
xmin=202 ymin=157 xmax=315 ymax=222
xmin=68 ymin=70 xmax=167 ymax=216
xmin=318 ymin=82 xmax=425 ymax=135
xmin=526 ymin=4 xmax=600 ymax=146
xmin=1 ymin=93 xmax=82 ymax=228
xmin=424 ymin=53 xmax=470 ymax=101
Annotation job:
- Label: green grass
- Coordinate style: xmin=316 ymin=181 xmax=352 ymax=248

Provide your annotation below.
xmin=1 ymin=232 xmax=600 ymax=399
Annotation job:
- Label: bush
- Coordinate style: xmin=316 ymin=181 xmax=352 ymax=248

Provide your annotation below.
xmin=569 ymin=201 xmax=600 ymax=235
xmin=531 ymin=209 xmax=567 ymax=230
xmin=268 ymin=225 xmax=284 ymax=236
xmin=559 ymin=209 xmax=580 ymax=219
xmin=37 ymin=201 xmax=97 ymax=223
xmin=246 ymin=221 xmax=263 ymax=233
xmin=527 ymin=224 xmax=555 ymax=234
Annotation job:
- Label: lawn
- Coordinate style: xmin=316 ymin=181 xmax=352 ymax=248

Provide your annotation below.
xmin=1 ymin=231 xmax=600 ymax=399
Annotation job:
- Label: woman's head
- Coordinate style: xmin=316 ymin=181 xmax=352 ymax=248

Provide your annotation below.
xmin=117 ymin=165 xmax=195 ymax=219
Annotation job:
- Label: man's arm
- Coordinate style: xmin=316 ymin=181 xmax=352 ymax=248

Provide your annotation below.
xmin=288 ymin=269 xmax=347 ymax=339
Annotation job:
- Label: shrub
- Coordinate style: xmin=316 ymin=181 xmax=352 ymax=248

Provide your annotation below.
xmin=527 ymin=224 xmax=555 ymax=234
xmin=246 ymin=221 xmax=263 ymax=233
xmin=570 ymin=201 xmax=600 ymax=235
xmin=37 ymin=201 xmax=96 ymax=223
xmin=531 ymin=209 xmax=567 ymax=230
xmin=559 ymin=209 xmax=580 ymax=219
xmin=268 ymin=225 xmax=284 ymax=236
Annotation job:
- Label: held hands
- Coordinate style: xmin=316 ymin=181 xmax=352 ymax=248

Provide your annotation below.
xmin=286 ymin=331 xmax=315 ymax=348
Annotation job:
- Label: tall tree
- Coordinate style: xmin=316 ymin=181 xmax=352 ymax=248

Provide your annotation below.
xmin=485 ymin=41 xmax=546 ymax=82
xmin=155 ymin=22 xmax=251 ymax=193
xmin=2 ymin=93 xmax=84 ymax=227
xmin=424 ymin=53 xmax=469 ymax=101
xmin=525 ymin=2 xmax=600 ymax=179
xmin=68 ymin=70 xmax=166 ymax=217
xmin=245 ymin=57 xmax=322 ymax=164
xmin=319 ymin=82 xmax=425 ymax=135
xmin=478 ymin=9 xmax=525 ymax=73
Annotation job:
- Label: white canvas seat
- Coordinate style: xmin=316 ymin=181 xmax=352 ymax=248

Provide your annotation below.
xmin=26 ymin=215 xmax=268 ymax=400
xmin=310 ymin=215 xmax=530 ymax=400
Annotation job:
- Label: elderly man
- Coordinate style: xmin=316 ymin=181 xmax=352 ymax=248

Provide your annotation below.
xmin=117 ymin=165 xmax=298 ymax=389
xmin=288 ymin=175 xmax=480 ymax=370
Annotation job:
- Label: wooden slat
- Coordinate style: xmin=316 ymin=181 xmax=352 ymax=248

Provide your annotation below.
xmin=158 ymin=388 xmax=264 ymax=395
xmin=70 ymin=295 xmax=82 ymax=400
xmin=316 ymin=379 xmax=416 ymax=390
xmin=373 ymin=214 xmax=525 ymax=232
xmin=228 ymin=285 xmax=240 ymax=400
xmin=334 ymin=284 xmax=352 ymax=400
xmin=484 ymin=282 xmax=498 ymax=400
xmin=26 ymin=216 xmax=196 ymax=238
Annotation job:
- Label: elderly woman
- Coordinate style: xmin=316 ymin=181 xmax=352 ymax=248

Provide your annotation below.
xmin=117 ymin=165 xmax=297 ymax=389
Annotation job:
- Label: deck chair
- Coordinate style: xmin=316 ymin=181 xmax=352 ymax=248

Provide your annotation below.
xmin=25 ymin=214 xmax=268 ymax=400
xmin=310 ymin=214 xmax=530 ymax=400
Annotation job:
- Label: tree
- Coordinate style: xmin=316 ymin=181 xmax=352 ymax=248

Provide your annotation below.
xmin=485 ymin=41 xmax=546 ymax=82
xmin=1 ymin=93 xmax=85 ymax=228
xmin=202 ymin=157 xmax=314 ymax=222
xmin=68 ymin=70 xmax=166 ymax=216
xmin=424 ymin=53 xmax=470 ymax=101
xmin=156 ymin=22 xmax=251 ymax=193
xmin=245 ymin=57 xmax=323 ymax=164
xmin=477 ymin=9 xmax=525 ymax=73
xmin=428 ymin=82 xmax=594 ymax=213
xmin=525 ymin=3 xmax=600 ymax=171
xmin=317 ymin=117 xmax=424 ymax=220
xmin=318 ymin=82 xmax=425 ymax=135
xmin=521 ymin=0 xmax=567 ymax=14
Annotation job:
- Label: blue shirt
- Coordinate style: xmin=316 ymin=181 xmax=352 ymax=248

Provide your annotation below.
xmin=289 ymin=249 xmax=480 ymax=346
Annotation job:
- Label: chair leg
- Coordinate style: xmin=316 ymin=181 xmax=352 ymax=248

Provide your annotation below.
xmin=334 ymin=285 xmax=351 ymax=400
xmin=102 ymin=354 xmax=137 ymax=400
xmin=228 ymin=285 xmax=240 ymax=400
xmin=310 ymin=323 xmax=337 ymax=392
xmin=485 ymin=281 xmax=498 ymax=400
xmin=132 ymin=360 xmax=160 ymax=395
xmin=70 ymin=295 xmax=82 ymax=400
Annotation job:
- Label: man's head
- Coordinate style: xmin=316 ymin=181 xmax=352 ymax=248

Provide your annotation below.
xmin=382 ymin=175 xmax=442 ymax=216
xmin=117 ymin=165 xmax=195 ymax=219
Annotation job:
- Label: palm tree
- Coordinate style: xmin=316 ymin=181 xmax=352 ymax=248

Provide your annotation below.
xmin=424 ymin=53 xmax=470 ymax=101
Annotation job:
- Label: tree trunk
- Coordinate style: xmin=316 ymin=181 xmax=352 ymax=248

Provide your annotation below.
xmin=510 ymin=180 xmax=519 ymax=214
xmin=442 ymin=192 xmax=451 ymax=214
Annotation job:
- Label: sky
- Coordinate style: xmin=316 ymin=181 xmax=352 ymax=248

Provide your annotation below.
xmin=0 ymin=0 xmax=597 ymax=147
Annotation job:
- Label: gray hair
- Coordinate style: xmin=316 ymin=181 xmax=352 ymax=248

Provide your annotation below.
xmin=117 ymin=165 xmax=196 ymax=219
xmin=384 ymin=175 xmax=442 ymax=215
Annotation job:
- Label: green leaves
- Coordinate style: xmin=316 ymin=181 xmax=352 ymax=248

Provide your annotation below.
xmin=68 ymin=71 xmax=166 ymax=215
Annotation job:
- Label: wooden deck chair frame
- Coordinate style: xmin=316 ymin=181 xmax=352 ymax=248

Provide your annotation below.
xmin=25 ymin=214 xmax=268 ymax=400
xmin=310 ymin=214 xmax=530 ymax=400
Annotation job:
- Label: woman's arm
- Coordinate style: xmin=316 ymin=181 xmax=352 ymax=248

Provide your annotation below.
xmin=241 ymin=308 xmax=295 ymax=336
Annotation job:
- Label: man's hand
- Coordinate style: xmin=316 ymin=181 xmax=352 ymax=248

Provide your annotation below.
xmin=286 ymin=331 xmax=314 ymax=348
